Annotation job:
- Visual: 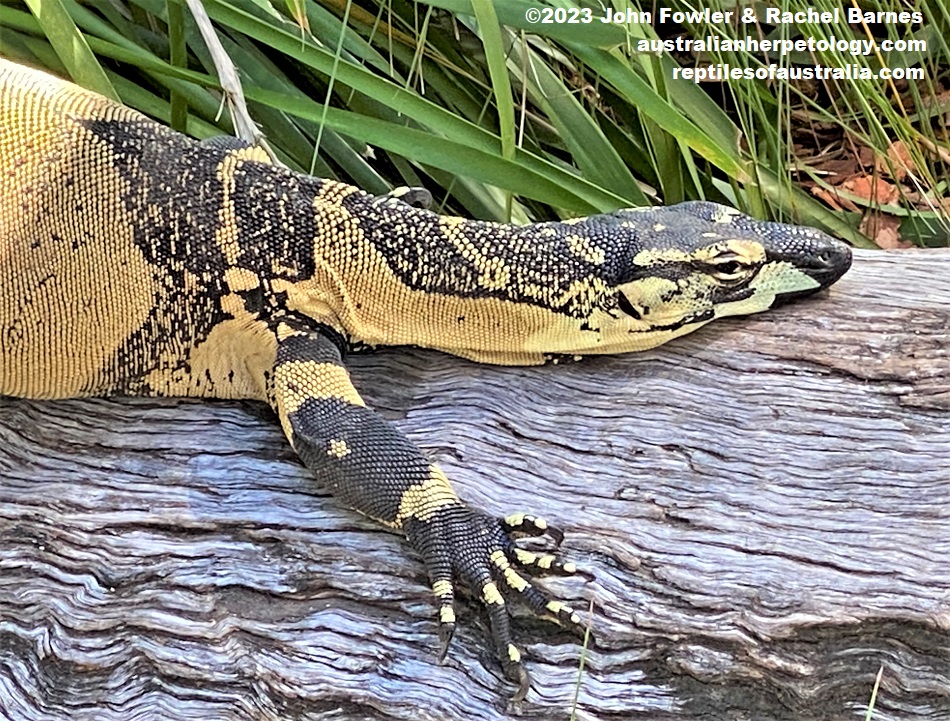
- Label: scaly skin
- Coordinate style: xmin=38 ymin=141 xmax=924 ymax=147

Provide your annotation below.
xmin=0 ymin=58 xmax=851 ymax=699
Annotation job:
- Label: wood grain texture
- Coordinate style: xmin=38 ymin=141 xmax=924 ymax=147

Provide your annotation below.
xmin=1 ymin=249 xmax=948 ymax=720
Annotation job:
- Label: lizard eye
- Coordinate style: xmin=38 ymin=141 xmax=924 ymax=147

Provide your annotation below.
xmin=713 ymin=260 xmax=744 ymax=280
xmin=704 ymin=253 xmax=753 ymax=285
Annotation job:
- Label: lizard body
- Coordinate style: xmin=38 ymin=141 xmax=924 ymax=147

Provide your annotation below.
xmin=0 ymin=58 xmax=852 ymax=698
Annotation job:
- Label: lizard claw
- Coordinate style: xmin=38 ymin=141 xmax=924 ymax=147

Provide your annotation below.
xmin=406 ymin=503 xmax=586 ymax=698
xmin=506 ymin=657 xmax=531 ymax=703
xmin=437 ymin=619 xmax=456 ymax=662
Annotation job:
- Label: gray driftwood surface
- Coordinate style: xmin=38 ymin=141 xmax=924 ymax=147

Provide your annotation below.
xmin=1 ymin=248 xmax=948 ymax=721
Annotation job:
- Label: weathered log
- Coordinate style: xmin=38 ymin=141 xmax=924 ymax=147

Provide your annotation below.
xmin=1 ymin=248 xmax=948 ymax=720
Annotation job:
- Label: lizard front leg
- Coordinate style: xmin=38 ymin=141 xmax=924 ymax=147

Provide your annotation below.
xmin=267 ymin=317 xmax=584 ymax=699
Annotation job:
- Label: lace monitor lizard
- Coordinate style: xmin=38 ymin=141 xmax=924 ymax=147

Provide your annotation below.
xmin=0 ymin=58 xmax=852 ymax=700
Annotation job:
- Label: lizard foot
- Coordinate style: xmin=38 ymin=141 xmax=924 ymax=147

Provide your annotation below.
xmin=405 ymin=503 xmax=586 ymax=701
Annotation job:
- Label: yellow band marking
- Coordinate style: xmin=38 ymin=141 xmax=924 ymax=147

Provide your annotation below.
xmin=439 ymin=606 xmax=456 ymax=624
xmin=230 ymin=145 xmax=271 ymax=164
xmin=505 ymin=514 xmax=547 ymax=531
xmin=481 ymin=581 xmax=505 ymax=606
xmin=317 ymin=179 xmax=361 ymax=202
xmin=394 ymin=466 xmax=460 ymax=525
xmin=507 ymin=644 xmax=521 ymax=663
xmin=547 ymin=601 xmax=581 ymax=625
xmin=505 ymin=513 xmax=527 ymax=528
xmin=214 ymin=153 xmax=243 ymax=265
xmin=432 ymin=580 xmax=453 ymax=599
xmin=274 ymin=360 xmax=365 ymax=413
xmin=514 ymin=549 xmax=537 ymax=566
xmin=502 ymin=568 xmax=529 ymax=592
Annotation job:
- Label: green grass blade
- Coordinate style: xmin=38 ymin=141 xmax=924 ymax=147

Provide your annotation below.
xmin=21 ymin=0 xmax=118 ymax=99
xmin=419 ymin=0 xmax=626 ymax=48
xmin=570 ymin=44 xmax=751 ymax=184
xmin=166 ymin=0 xmax=189 ymax=132
xmin=471 ymin=0 xmax=515 ymax=162
xmin=243 ymin=84 xmax=608 ymax=211
xmin=518 ymin=38 xmax=647 ymax=204
xmin=470 ymin=0 xmax=515 ymax=217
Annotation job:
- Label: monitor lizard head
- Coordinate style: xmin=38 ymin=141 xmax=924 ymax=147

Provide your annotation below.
xmin=578 ymin=200 xmax=853 ymax=354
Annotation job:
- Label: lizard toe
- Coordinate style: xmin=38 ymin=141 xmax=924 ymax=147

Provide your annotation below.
xmin=406 ymin=503 xmax=586 ymax=698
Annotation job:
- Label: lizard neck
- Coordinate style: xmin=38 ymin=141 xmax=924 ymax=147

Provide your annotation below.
xmin=267 ymin=179 xmax=613 ymax=363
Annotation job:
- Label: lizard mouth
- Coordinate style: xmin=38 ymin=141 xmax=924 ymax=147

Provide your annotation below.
xmin=769 ymin=239 xmax=853 ymax=306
